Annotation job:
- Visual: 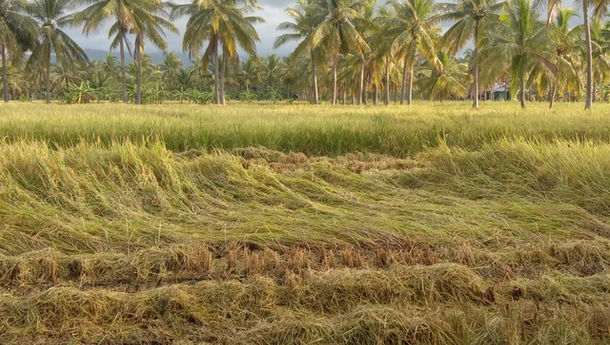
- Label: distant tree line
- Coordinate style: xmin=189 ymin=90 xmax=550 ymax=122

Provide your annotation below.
xmin=0 ymin=0 xmax=608 ymax=108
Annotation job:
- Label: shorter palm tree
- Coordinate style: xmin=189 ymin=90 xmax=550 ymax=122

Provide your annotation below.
xmin=238 ymin=56 xmax=260 ymax=93
xmin=419 ymin=50 xmax=468 ymax=101
xmin=161 ymin=52 xmax=183 ymax=90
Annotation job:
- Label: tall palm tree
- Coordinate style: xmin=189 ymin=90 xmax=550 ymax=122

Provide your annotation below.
xmin=0 ymin=0 xmax=38 ymax=102
xmin=353 ymin=0 xmax=376 ymax=105
xmin=73 ymin=0 xmax=160 ymax=103
xmin=439 ymin=0 xmax=504 ymax=108
xmin=312 ymin=0 xmax=370 ymax=105
xmin=481 ymin=0 xmax=555 ymax=108
xmin=123 ymin=4 xmax=176 ymax=105
xmin=171 ymin=0 xmax=263 ymax=105
xmin=27 ymin=0 xmax=89 ymax=104
xmin=368 ymin=9 xmax=396 ymax=105
xmin=580 ymin=0 xmax=608 ymax=109
xmin=547 ymin=7 xmax=582 ymax=108
xmin=275 ymin=0 xmax=326 ymax=104
xmin=385 ymin=0 xmax=441 ymax=105
xmin=589 ymin=20 xmax=610 ymax=101
xmin=581 ymin=0 xmax=594 ymax=109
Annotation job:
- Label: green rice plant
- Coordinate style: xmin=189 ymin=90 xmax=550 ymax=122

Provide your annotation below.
xmin=0 ymin=102 xmax=608 ymax=155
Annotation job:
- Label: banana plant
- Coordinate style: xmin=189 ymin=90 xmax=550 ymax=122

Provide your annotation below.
xmin=65 ymin=81 xmax=96 ymax=104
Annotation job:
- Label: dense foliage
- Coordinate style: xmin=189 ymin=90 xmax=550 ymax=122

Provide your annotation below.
xmin=0 ymin=0 xmax=608 ymax=108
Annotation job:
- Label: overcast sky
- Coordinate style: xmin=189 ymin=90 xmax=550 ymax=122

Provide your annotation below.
xmin=65 ymin=0 xmax=297 ymax=57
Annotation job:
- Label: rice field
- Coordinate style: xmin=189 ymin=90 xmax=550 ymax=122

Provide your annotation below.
xmin=0 ymin=101 xmax=609 ymax=345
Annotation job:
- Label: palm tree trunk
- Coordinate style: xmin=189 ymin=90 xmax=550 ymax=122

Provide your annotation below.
xmin=311 ymin=50 xmax=319 ymax=105
xmin=119 ymin=32 xmax=128 ymax=103
xmin=1 ymin=43 xmax=8 ymax=102
xmin=374 ymin=77 xmax=379 ymax=105
xmin=331 ymin=62 xmax=337 ymax=105
xmin=220 ymin=52 xmax=226 ymax=105
xmin=519 ymin=76 xmax=526 ymax=109
xmin=549 ymin=84 xmax=556 ymax=109
xmin=136 ymin=37 xmax=142 ymax=105
xmin=583 ymin=4 xmax=593 ymax=110
xmin=384 ymin=57 xmax=390 ymax=105
xmin=400 ymin=58 xmax=408 ymax=104
xmin=214 ymin=44 xmax=220 ymax=104
xmin=407 ymin=64 xmax=414 ymax=105
xmin=46 ymin=50 xmax=51 ymax=104
xmin=473 ymin=20 xmax=480 ymax=109
xmin=373 ymin=85 xmax=378 ymax=105
xmin=358 ymin=58 xmax=365 ymax=105
xmin=364 ymin=72 xmax=369 ymax=105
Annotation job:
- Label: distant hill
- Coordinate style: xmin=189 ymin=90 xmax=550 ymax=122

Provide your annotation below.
xmin=84 ymin=49 xmax=194 ymax=66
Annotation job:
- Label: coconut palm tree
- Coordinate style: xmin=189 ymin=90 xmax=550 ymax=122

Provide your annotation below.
xmin=580 ymin=0 xmax=608 ymax=109
xmin=368 ymin=9 xmax=396 ymax=105
xmin=238 ymin=56 xmax=260 ymax=93
xmin=259 ymin=54 xmax=286 ymax=90
xmin=275 ymin=0 xmax=325 ymax=104
xmin=0 ymin=0 xmax=38 ymax=102
xmin=589 ymin=19 xmax=610 ymax=102
xmin=125 ymin=4 xmax=176 ymax=104
xmin=385 ymin=0 xmax=441 ymax=105
xmin=2 ymin=60 xmax=31 ymax=99
xmin=282 ymin=53 xmax=315 ymax=99
xmin=547 ymin=7 xmax=582 ymax=108
xmin=481 ymin=0 xmax=555 ymax=108
xmin=161 ymin=52 xmax=183 ymax=91
xmin=26 ymin=0 xmax=89 ymax=104
xmin=171 ymin=0 xmax=263 ymax=105
xmin=439 ymin=0 xmax=504 ymax=108
xmin=311 ymin=0 xmax=370 ymax=105
xmin=352 ymin=0 xmax=376 ymax=105
xmin=176 ymin=67 xmax=195 ymax=90
xmin=74 ymin=0 xmax=159 ymax=103
xmin=51 ymin=61 xmax=83 ymax=91
xmin=581 ymin=0 xmax=595 ymax=109
xmin=419 ymin=49 xmax=468 ymax=100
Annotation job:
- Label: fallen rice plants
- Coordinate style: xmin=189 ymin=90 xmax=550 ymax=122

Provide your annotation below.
xmin=0 ymin=102 xmax=609 ymax=344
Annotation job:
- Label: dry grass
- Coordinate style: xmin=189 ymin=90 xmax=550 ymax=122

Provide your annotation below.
xmin=0 ymin=102 xmax=608 ymax=344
